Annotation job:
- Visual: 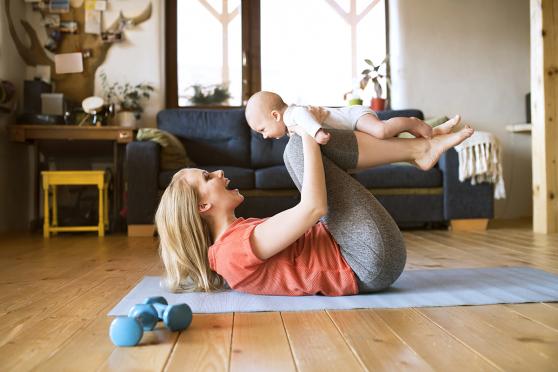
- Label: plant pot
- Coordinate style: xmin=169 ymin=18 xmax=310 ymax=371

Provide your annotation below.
xmin=117 ymin=111 xmax=137 ymax=128
xmin=348 ymin=98 xmax=363 ymax=106
xmin=371 ymin=98 xmax=386 ymax=111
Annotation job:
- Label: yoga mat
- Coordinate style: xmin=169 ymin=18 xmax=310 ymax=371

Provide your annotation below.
xmin=108 ymin=267 xmax=558 ymax=315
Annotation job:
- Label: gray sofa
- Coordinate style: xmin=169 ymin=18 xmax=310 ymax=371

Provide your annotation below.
xmin=126 ymin=108 xmax=494 ymax=234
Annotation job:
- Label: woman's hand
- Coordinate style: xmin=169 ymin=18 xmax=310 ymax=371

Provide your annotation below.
xmin=307 ymin=105 xmax=329 ymax=123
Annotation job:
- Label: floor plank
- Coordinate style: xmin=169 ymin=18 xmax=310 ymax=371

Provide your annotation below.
xmin=165 ymin=314 xmax=233 ymax=372
xmin=230 ymin=312 xmax=296 ymax=372
xmin=419 ymin=306 xmax=558 ymax=371
xmin=504 ymin=303 xmax=558 ymax=331
xmin=281 ymin=311 xmax=364 ymax=371
xmin=375 ymin=308 xmax=499 ymax=371
xmin=327 ymin=309 xmax=435 ymax=371
xmin=0 ymin=220 xmax=557 ymax=371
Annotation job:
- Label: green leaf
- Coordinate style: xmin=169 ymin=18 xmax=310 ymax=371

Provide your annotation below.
xmin=361 ymin=69 xmax=371 ymax=75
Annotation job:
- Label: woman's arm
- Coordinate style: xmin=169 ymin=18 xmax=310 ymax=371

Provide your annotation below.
xmin=250 ymin=132 xmax=327 ymax=260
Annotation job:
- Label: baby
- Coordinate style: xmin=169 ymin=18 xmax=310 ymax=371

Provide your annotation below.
xmin=245 ymin=91 xmax=461 ymax=144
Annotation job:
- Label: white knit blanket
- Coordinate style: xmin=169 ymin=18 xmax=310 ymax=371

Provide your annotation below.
xmin=453 ymin=131 xmax=506 ymax=199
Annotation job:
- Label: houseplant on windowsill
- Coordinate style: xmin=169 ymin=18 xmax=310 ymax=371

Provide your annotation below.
xmin=100 ymin=72 xmax=154 ymax=128
xmin=360 ymin=56 xmax=390 ymax=111
xmin=186 ymin=83 xmax=231 ymax=106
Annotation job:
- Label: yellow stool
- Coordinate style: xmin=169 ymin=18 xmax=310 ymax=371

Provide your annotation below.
xmin=41 ymin=170 xmax=109 ymax=238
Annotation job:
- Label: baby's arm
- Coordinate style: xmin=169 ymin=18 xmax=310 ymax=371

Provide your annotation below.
xmin=291 ymin=107 xmax=330 ymax=144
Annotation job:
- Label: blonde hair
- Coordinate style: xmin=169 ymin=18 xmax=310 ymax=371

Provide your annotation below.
xmin=155 ymin=169 xmax=226 ymax=292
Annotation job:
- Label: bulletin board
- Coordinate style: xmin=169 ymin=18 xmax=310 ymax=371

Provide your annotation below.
xmin=5 ymin=0 xmax=152 ymax=104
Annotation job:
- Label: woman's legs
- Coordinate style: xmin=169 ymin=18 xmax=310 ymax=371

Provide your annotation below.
xmin=282 ymin=126 xmax=474 ymax=292
xmin=354 ymin=125 xmax=474 ymax=170
xmin=283 ymin=131 xmax=407 ymax=292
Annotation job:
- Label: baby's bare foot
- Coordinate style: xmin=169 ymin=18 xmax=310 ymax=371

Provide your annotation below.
xmin=432 ymin=115 xmax=461 ymax=136
xmin=415 ymin=125 xmax=474 ymax=170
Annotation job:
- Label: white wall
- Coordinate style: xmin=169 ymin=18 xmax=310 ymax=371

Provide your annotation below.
xmin=93 ymin=0 xmax=165 ymax=128
xmin=0 ymin=0 xmax=33 ymax=232
xmin=24 ymin=0 xmax=165 ymax=128
xmin=390 ymin=0 xmax=532 ymax=218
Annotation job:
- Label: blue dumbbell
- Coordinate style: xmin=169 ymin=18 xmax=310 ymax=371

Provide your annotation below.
xmin=109 ymin=304 xmax=158 ymax=346
xmin=128 ymin=303 xmax=158 ymax=331
xmin=109 ymin=316 xmax=143 ymax=347
xmin=144 ymin=296 xmax=193 ymax=331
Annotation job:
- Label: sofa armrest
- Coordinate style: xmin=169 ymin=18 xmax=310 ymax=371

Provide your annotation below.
xmin=126 ymin=141 xmax=161 ymax=225
xmin=438 ymin=148 xmax=494 ymax=220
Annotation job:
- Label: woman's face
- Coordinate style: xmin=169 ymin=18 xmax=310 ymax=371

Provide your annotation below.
xmin=182 ymin=168 xmax=244 ymax=214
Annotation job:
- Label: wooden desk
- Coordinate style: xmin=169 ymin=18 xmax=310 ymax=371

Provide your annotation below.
xmin=8 ymin=125 xmax=134 ymax=143
xmin=8 ymin=125 xmax=135 ymax=232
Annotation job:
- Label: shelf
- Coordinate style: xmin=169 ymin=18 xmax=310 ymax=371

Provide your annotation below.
xmin=505 ymin=123 xmax=532 ymax=133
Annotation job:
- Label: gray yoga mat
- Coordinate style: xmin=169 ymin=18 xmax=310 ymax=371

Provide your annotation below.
xmin=108 ymin=267 xmax=558 ymax=315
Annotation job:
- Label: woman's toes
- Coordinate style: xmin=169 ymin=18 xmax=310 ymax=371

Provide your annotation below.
xmin=432 ymin=114 xmax=462 ymax=135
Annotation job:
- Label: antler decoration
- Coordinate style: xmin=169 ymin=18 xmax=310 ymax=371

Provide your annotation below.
xmin=107 ymin=3 xmax=153 ymax=32
xmin=5 ymin=0 xmax=54 ymax=68
xmin=4 ymin=0 xmax=153 ymax=104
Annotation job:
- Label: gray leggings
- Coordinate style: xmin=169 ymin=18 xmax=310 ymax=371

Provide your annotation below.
xmin=283 ymin=130 xmax=407 ymax=293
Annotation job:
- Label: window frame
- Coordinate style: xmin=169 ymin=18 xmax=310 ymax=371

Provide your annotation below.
xmin=165 ymin=0 xmax=389 ymax=109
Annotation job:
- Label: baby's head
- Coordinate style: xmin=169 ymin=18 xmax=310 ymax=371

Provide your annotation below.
xmin=245 ymin=91 xmax=288 ymax=139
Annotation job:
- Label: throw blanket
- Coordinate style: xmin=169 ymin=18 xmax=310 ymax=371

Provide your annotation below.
xmin=454 ymin=131 xmax=506 ymax=199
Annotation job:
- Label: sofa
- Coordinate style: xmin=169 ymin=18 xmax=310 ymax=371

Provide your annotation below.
xmin=126 ymin=108 xmax=494 ymax=235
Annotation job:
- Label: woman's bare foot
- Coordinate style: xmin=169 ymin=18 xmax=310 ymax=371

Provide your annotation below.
xmin=432 ymin=115 xmax=461 ymax=136
xmin=414 ymin=125 xmax=474 ymax=170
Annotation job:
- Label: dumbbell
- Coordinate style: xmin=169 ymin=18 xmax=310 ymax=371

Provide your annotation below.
xmin=109 ymin=304 xmax=159 ymax=346
xmin=109 ymin=316 xmax=144 ymax=347
xmin=144 ymin=296 xmax=193 ymax=331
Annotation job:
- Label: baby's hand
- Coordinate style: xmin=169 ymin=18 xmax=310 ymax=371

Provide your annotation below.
xmin=314 ymin=129 xmax=331 ymax=145
xmin=307 ymin=105 xmax=329 ymax=123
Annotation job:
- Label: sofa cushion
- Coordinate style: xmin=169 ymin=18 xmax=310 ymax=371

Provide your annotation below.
xmin=255 ymin=165 xmax=297 ymax=189
xmin=159 ymin=166 xmax=255 ymax=189
xmin=250 ymin=131 xmax=289 ymax=168
xmin=157 ymin=109 xmax=251 ymax=167
xmin=376 ymin=109 xmax=424 ymax=121
xmin=352 ymin=164 xmax=442 ymax=188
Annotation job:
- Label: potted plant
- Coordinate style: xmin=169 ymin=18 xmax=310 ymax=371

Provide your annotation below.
xmin=360 ymin=56 xmax=390 ymax=111
xmin=186 ymin=83 xmax=231 ymax=105
xmin=100 ymin=71 xmax=154 ymax=127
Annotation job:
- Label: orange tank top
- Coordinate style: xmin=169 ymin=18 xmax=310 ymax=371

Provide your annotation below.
xmin=208 ymin=218 xmax=358 ymax=296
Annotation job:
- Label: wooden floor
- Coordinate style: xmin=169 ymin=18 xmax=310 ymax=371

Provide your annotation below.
xmin=1 ymin=219 xmax=557 ymax=371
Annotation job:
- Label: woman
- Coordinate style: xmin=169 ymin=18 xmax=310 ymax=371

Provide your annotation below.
xmin=155 ymin=122 xmax=473 ymax=295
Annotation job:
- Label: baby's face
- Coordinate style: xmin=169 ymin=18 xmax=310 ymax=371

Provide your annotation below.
xmin=252 ymin=118 xmax=287 ymax=139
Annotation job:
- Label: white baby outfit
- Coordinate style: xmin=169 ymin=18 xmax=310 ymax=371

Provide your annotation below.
xmin=283 ymin=105 xmax=378 ymax=138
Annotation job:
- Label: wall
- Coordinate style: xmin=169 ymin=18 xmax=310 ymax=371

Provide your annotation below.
xmin=389 ymin=0 xmax=532 ymax=218
xmin=1 ymin=0 xmax=164 ymax=231
xmin=93 ymin=0 xmax=165 ymax=128
xmin=0 ymin=0 xmax=32 ymax=232
xmin=24 ymin=0 xmax=165 ymax=127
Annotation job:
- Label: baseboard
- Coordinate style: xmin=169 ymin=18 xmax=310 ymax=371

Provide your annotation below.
xmin=128 ymin=224 xmax=155 ymax=237
xmin=450 ymin=218 xmax=489 ymax=231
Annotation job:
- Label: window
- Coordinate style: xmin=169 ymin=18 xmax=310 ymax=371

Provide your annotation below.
xmin=168 ymin=0 xmax=387 ymax=107
xmin=176 ymin=0 xmax=242 ymax=106
xmin=261 ymin=0 xmax=386 ymax=106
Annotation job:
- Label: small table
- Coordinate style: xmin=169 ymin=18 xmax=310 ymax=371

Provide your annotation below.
xmin=8 ymin=124 xmax=134 ymax=232
xmin=42 ymin=170 xmax=109 ymax=237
